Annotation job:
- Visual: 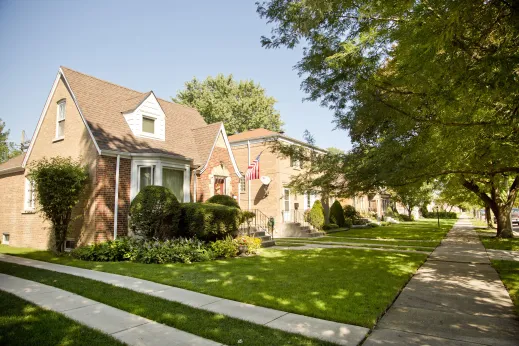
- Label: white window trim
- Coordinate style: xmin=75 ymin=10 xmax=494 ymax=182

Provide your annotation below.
xmin=130 ymin=158 xmax=190 ymax=202
xmin=141 ymin=116 xmax=156 ymax=135
xmin=55 ymin=99 xmax=66 ymax=140
xmin=24 ymin=178 xmax=36 ymax=212
xmin=2 ymin=233 xmax=9 ymax=245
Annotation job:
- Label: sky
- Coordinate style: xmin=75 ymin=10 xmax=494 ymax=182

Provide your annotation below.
xmin=0 ymin=0 xmax=351 ymax=151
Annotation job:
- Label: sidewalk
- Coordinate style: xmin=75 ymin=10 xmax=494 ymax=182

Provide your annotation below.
xmin=0 ymin=273 xmax=221 ymax=346
xmin=364 ymin=217 xmax=519 ymax=346
xmin=0 ymin=253 xmax=369 ymax=346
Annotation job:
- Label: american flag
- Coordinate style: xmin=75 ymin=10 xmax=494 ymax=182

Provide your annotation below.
xmin=245 ymin=153 xmax=261 ymax=180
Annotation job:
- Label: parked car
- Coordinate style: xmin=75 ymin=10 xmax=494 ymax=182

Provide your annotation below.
xmin=511 ymin=208 xmax=519 ymax=226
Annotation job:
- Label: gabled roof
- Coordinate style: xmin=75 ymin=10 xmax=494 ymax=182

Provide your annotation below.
xmin=0 ymin=154 xmax=25 ymax=175
xmin=192 ymin=122 xmax=224 ymax=166
xmin=228 ymin=128 xmax=327 ymax=153
xmin=59 ymin=67 xmax=210 ymax=164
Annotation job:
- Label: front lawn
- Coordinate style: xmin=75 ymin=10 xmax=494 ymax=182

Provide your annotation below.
xmin=480 ymin=237 xmax=519 ymax=251
xmin=0 ymin=290 xmax=123 ymax=346
xmin=0 ymin=245 xmax=427 ymax=328
xmin=491 ymin=260 xmax=519 ymax=314
xmin=280 ymin=237 xmax=439 ymax=247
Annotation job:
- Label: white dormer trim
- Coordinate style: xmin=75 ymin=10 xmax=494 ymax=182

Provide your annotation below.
xmin=198 ymin=123 xmax=242 ymax=178
xmin=123 ymin=92 xmax=166 ymax=141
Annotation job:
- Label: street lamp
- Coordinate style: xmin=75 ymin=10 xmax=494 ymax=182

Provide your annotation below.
xmin=434 ymin=206 xmax=440 ymax=228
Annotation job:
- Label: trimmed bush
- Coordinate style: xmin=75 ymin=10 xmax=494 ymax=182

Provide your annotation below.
xmin=211 ymin=236 xmax=238 ymax=258
xmin=130 ymin=186 xmax=181 ymax=240
xmin=206 ymin=195 xmax=240 ymax=209
xmin=180 ymin=203 xmax=241 ymax=241
xmin=323 ymin=223 xmax=339 ymax=230
xmin=71 ymin=237 xmax=213 ymax=264
xmin=400 ymin=214 xmax=414 ymax=221
xmin=308 ymin=200 xmax=325 ymax=230
xmin=329 ymin=200 xmax=346 ymax=227
xmin=422 ymin=211 xmax=457 ymax=219
xmin=344 ymin=218 xmax=353 ymax=228
xmin=344 ymin=205 xmax=360 ymax=220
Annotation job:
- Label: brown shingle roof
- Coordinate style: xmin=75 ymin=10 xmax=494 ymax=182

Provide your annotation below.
xmin=61 ymin=67 xmax=211 ymax=165
xmin=191 ymin=122 xmax=223 ymax=169
xmin=227 ymin=128 xmax=278 ymax=142
xmin=0 ymin=154 xmax=25 ymax=173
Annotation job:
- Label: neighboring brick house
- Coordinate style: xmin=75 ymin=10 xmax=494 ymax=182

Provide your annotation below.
xmin=0 ymin=67 xmax=241 ymax=250
xmin=228 ymin=128 xmax=328 ymax=236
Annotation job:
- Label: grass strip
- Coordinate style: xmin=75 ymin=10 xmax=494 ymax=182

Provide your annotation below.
xmin=0 ymin=245 xmax=426 ymax=328
xmin=491 ymin=260 xmax=519 ymax=315
xmin=0 ymin=261 xmax=333 ymax=346
xmin=479 ymin=236 xmax=519 ymax=251
xmin=276 ymin=237 xmax=438 ymax=248
xmin=0 ymin=289 xmax=124 ymax=346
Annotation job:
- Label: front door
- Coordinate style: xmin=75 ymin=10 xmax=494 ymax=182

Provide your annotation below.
xmin=214 ymin=176 xmax=226 ymax=195
xmin=283 ymin=188 xmax=291 ymax=222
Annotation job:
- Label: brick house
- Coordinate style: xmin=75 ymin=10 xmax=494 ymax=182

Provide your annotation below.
xmin=0 ymin=67 xmax=241 ymax=250
xmin=228 ymin=128 xmax=329 ymax=236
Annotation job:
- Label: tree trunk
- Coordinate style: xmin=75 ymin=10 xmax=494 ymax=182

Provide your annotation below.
xmin=408 ymin=208 xmax=412 ymax=218
xmin=484 ymin=205 xmax=493 ymax=228
xmin=494 ymin=205 xmax=514 ymax=238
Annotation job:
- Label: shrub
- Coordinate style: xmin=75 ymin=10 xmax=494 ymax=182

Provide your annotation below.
xmin=323 ymin=223 xmax=339 ymax=230
xmin=422 ymin=211 xmax=457 ymax=219
xmin=29 ymin=156 xmax=88 ymax=252
xmin=211 ymin=236 xmax=238 ymax=258
xmin=400 ymin=214 xmax=415 ymax=221
xmin=329 ymin=201 xmax=346 ymax=227
xmin=343 ymin=205 xmax=360 ymax=220
xmin=241 ymin=211 xmax=256 ymax=234
xmin=72 ymin=237 xmax=213 ymax=264
xmin=344 ymin=218 xmax=353 ymax=228
xmin=308 ymin=200 xmax=325 ymax=230
xmin=234 ymin=235 xmax=262 ymax=254
xmin=206 ymin=195 xmax=240 ymax=209
xmin=180 ymin=203 xmax=241 ymax=241
xmin=130 ymin=186 xmax=181 ymax=240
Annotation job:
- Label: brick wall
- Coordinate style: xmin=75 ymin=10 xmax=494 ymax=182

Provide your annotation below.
xmin=94 ymin=156 xmax=131 ymax=242
xmin=196 ymin=146 xmax=239 ymax=202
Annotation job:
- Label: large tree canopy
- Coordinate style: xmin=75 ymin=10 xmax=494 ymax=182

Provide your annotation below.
xmin=257 ymin=0 xmax=519 ymax=237
xmin=173 ymin=74 xmax=283 ymax=134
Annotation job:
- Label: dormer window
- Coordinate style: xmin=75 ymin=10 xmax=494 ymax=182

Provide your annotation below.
xmin=56 ymin=100 xmax=66 ymax=138
xmin=142 ymin=117 xmax=155 ymax=134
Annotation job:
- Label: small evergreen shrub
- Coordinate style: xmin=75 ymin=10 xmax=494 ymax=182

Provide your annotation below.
xmin=323 ymin=223 xmax=339 ymax=230
xmin=211 ymin=236 xmax=238 ymax=258
xmin=206 ymin=195 xmax=240 ymax=209
xmin=344 ymin=218 xmax=353 ymax=228
xmin=130 ymin=186 xmax=181 ymax=240
xmin=329 ymin=200 xmax=346 ymax=227
xmin=308 ymin=200 xmax=325 ymax=230
xmin=344 ymin=205 xmax=360 ymax=220
xmin=180 ymin=203 xmax=241 ymax=241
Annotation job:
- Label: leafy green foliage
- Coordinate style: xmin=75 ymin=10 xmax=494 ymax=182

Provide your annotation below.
xmin=130 ymin=186 xmax=181 ymax=240
xmin=173 ymin=74 xmax=283 ymax=133
xmin=210 ymin=236 xmax=239 ymax=258
xmin=344 ymin=218 xmax=353 ymax=228
xmin=180 ymin=203 xmax=241 ymax=241
xmin=72 ymin=237 xmax=213 ymax=264
xmin=29 ymin=156 xmax=88 ymax=252
xmin=422 ymin=211 xmax=457 ymax=219
xmin=308 ymin=200 xmax=325 ymax=230
xmin=391 ymin=183 xmax=433 ymax=218
xmin=329 ymin=200 xmax=346 ymax=227
xmin=322 ymin=223 xmax=339 ymax=230
xmin=206 ymin=194 xmax=240 ymax=209
xmin=343 ymin=205 xmax=359 ymax=220
xmin=234 ymin=235 xmax=262 ymax=254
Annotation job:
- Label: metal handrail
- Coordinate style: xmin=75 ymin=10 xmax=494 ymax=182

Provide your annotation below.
xmin=293 ymin=209 xmax=310 ymax=228
xmin=241 ymin=209 xmax=272 ymax=237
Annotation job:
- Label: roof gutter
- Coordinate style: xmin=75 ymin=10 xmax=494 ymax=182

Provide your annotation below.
xmin=100 ymin=150 xmax=193 ymax=162
xmin=113 ymin=154 xmax=120 ymax=240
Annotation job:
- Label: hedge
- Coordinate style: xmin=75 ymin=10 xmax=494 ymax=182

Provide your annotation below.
xmin=422 ymin=211 xmax=457 ymax=219
xmin=329 ymin=200 xmax=346 ymax=227
xmin=180 ymin=203 xmax=241 ymax=241
xmin=206 ymin=195 xmax=240 ymax=208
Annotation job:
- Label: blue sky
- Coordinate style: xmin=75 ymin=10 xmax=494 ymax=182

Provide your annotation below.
xmin=0 ymin=0 xmax=351 ymax=151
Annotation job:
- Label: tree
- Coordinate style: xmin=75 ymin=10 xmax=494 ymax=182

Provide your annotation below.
xmin=329 ymin=200 xmax=346 ymax=227
xmin=29 ymin=157 xmax=88 ymax=252
xmin=257 ymin=1 xmax=519 ymax=237
xmin=391 ymin=183 xmax=433 ymax=219
xmin=173 ymin=74 xmax=283 ymax=134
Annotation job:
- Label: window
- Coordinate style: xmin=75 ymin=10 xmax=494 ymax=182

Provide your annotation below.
xmin=142 ymin=117 xmax=155 ymax=134
xmin=163 ymin=167 xmax=184 ymax=201
xmin=24 ymin=178 xmax=35 ymax=211
xmin=138 ymin=166 xmax=155 ymax=191
xmin=56 ymin=100 xmax=66 ymax=138
xmin=64 ymin=239 xmax=76 ymax=252
xmin=306 ymin=193 xmax=311 ymax=209
xmin=2 ymin=233 xmax=9 ymax=245
xmin=239 ymin=177 xmax=246 ymax=194
xmin=290 ymin=156 xmax=300 ymax=169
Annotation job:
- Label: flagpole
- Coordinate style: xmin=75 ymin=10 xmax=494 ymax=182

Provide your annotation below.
xmin=247 ymin=140 xmax=251 ymax=211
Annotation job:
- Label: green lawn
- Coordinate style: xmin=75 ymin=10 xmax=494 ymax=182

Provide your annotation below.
xmin=0 ymin=290 xmax=123 ymax=346
xmin=491 ymin=260 xmax=519 ymax=314
xmin=0 ymin=245 xmax=427 ymax=328
xmin=480 ymin=236 xmax=519 ymax=251
xmin=279 ymin=237 xmax=439 ymax=247
xmin=0 ymin=261 xmax=331 ymax=346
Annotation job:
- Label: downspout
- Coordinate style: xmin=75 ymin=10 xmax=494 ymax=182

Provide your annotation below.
xmin=114 ymin=155 xmax=120 ymax=240
xmin=193 ymin=168 xmax=198 ymax=202
xmin=247 ymin=140 xmax=251 ymax=211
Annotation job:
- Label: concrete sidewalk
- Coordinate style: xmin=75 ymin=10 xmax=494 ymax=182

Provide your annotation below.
xmin=364 ymin=217 xmax=519 ymax=346
xmin=0 ymin=254 xmax=369 ymax=346
xmin=0 ymin=273 xmax=221 ymax=346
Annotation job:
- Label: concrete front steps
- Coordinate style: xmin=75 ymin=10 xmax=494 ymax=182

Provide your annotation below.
xmin=276 ymin=222 xmax=324 ymax=238
xmin=253 ymin=230 xmax=276 ymax=248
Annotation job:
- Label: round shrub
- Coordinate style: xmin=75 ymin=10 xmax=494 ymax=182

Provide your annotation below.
xmin=211 ymin=236 xmax=238 ymax=258
xmin=344 ymin=205 xmax=359 ymax=220
xmin=130 ymin=186 xmax=181 ymax=240
xmin=329 ymin=200 xmax=346 ymax=227
xmin=206 ymin=194 xmax=240 ymax=209
xmin=344 ymin=218 xmax=353 ymax=228
xmin=308 ymin=200 xmax=325 ymax=230
xmin=322 ymin=223 xmax=339 ymax=231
